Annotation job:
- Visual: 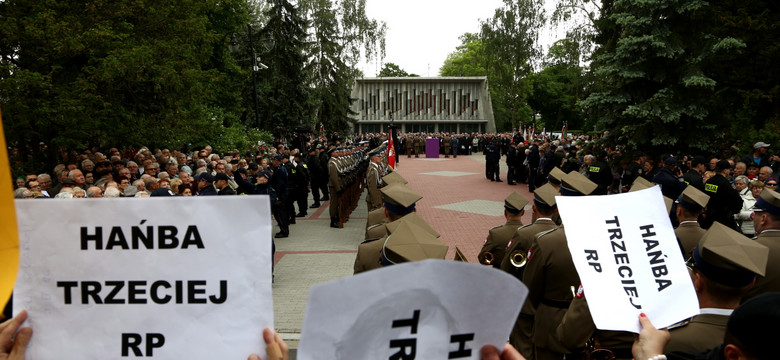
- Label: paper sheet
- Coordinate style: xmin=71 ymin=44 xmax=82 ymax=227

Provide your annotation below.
xmin=298 ymin=259 xmax=527 ymax=360
xmin=557 ymin=186 xmax=698 ymax=333
xmin=14 ymin=196 xmax=273 ymax=359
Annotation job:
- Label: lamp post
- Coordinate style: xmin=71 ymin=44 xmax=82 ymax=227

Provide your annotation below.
xmin=231 ymin=26 xmax=274 ymax=129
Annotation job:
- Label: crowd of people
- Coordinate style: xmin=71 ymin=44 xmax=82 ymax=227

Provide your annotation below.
xmin=6 ymin=130 xmax=780 ymax=360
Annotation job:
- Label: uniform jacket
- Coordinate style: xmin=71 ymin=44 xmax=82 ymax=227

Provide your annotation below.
xmin=744 ymin=230 xmax=780 ymax=300
xmin=365 ymin=163 xmax=383 ymax=210
xmin=702 ymin=174 xmax=742 ymax=229
xmin=479 ymin=220 xmax=524 ymax=268
xmin=666 ymin=312 xmax=730 ymax=353
xmin=675 ymin=221 xmax=706 ymax=257
xmin=353 ymin=237 xmax=385 ymax=274
xmin=522 ymin=226 xmax=581 ymax=355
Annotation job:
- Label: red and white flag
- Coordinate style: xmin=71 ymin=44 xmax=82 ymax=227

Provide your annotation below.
xmin=387 ymin=128 xmax=396 ymax=170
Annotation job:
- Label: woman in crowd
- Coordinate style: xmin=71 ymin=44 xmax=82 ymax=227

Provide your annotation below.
xmin=734 ymin=175 xmax=755 ymax=236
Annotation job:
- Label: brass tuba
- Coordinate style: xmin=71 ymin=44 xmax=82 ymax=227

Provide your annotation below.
xmin=479 ymin=251 xmax=495 ymax=265
xmin=509 ymin=250 xmax=527 ymax=268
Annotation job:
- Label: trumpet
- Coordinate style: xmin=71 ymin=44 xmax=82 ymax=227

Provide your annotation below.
xmin=509 ymin=250 xmax=527 ymax=268
xmin=479 ymin=251 xmax=495 ymax=265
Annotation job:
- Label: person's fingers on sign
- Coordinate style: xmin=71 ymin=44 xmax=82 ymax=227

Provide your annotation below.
xmin=0 ymin=310 xmax=33 ymax=360
xmin=247 ymin=328 xmax=288 ymax=360
xmin=480 ymin=343 xmax=525 ymax=360
xmin=631 ymin=313 xmax=670 ymax=360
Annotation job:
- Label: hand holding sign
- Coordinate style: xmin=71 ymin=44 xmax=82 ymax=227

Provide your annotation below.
xmin=0 ymin=310 xmax=32 ymax=360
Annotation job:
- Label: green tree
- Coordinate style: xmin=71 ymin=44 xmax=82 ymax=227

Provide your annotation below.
xmin=439 ymin=33 xmax=487 ymax=77
xmin=479 ymin=0 xmax=545 ymax=131
xmin=256 ymin=0 xmax=310 ymax=133
xmin=582 ymin=0 xmax=779 ymax=157
xmin=300 ymin=0 xmax=385 ymax=133
xmin=377 ymin=62 xmax=418 ymax=77
xmin=529 ymin=41 xmax=585 ymax=132
xmin=0 ymin=0 xmax=257 ymax=170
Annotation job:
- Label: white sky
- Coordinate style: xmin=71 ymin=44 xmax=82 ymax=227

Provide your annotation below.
xmin=358 ymin=0 xmax=563 ymax=77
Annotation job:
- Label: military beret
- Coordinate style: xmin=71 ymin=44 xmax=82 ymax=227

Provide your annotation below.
xmin=381 ymin=221 xmax=448 ymax=265
xmin=560 ymin=171 xmax=597 ymax=196
xmin=726 ymin=292 xmax=780 ymax=360
xmin=678 ymin=186 xmax=710 ymax=212
xmin=387 ymin=212 xmax=440 ymax=238
xmin=752 ymin=188 xmax=780 ymax=216
xmin=382 ymin=171 xmax=408 ymax=185
xmin=693 ymin=222 xmax=768 ymax=287
xmin=504 ymin=191 xmax=529 ymax=214
xmin=381 ymin=184 xmax=422 ymax=215
xmin=534 ymin=183 xmax=560 ymax=208
xmin=547 ymin=167 xmax=566 ymax=185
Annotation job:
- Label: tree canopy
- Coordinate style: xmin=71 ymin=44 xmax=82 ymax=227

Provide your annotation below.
xmin=377 ymin=63 xmax=418 ymax=77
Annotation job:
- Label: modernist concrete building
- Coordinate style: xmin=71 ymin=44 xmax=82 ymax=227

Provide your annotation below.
xmin=349 ymin=77 xmax=496 ymax=133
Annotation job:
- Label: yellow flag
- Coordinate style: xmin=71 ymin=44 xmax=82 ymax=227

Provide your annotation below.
xmin=0 ymin=107 xmax=19 ymax=313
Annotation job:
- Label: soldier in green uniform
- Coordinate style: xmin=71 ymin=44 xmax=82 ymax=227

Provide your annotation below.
xmin=665 ymin=222 xmax=768 ymax=353
xmin=354 ymin=184 xmax=440 ymax=274
xmin=327 ymin=148 xmax=342 ymax=228
xmin=500 ymin=184 xmax=559 ymax=360
xmin=478 ymin=192 xmax=528 ymax=267
xmin=674 ymin=186 xmax=710 ymax=257
xmin=522 ymin=171 xmax=597 ymax=360
xmin=442 ymin=135 xmax=452 ymax=158
xmin=413 ymin=134 xmax=423 ymax=158
xmin=365 ymin=152 xmax=384 ymax=211
xmin=743 ymin=188 xmax=780 ymax=300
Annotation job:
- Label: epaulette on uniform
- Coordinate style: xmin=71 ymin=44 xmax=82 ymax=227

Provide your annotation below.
xmin=667 ymin=318 xmax=691 ymax=331
xmin=535 ymin=227 xmax=560 ymax=240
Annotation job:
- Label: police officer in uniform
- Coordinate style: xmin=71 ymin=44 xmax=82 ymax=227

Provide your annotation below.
xmin=500 ymin=184 xmax=559 ymax=360
xmin=522 ymin=171 xmax=597 ymax=360
xmin=703 ymin=160 xmax=743 ymax=230
xmin=665 ymin=222 xmax=768 ymax=353
xmin=674 ymin=186 xmax=710 ymax=256
xmin=478 ymin=192 xmax=528 ymax=267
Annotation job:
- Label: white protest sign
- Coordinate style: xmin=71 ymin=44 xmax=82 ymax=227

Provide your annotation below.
xmin=556 ymin=186 xmax=698 ymax=333
xmin=298 ymin=259 xmax=527 ymax=360
xmin=14 ymin=196 xmax=273 ymax=359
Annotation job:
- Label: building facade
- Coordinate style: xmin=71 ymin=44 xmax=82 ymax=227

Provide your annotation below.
xmin=350 ymin=77 xmax=496 ymax=134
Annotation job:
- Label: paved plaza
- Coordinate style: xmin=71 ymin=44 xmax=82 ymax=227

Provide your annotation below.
xmin=272 ymin=153 xmax=534 ymax=356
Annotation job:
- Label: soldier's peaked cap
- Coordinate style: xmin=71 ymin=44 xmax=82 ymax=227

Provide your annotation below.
xmin=547 ymin=167 xmax=566 ymax=185
xmin=381 ymin=221 xmax=448 ymax=265
xmin=629 ymin=176 xmax=655 ymax=192
xmin=560 ymin=171 xmax=597 ymax=196
xmin=693 ymin=222 xmax=768 ymax=287
xmin=504 ymin=192 xmax=529 ymax=213
xmin=382 ymin=171 xmax=408 ymax=185
xmin=381 ymin=183 xmax=422 ymax=215
xmin=678 ymin=186 xmax=710 ymax=212
xmin=752 ymin=188 xmax=780 ymax=216
xmin=534 ymin=183 xmax=560 ymax=207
